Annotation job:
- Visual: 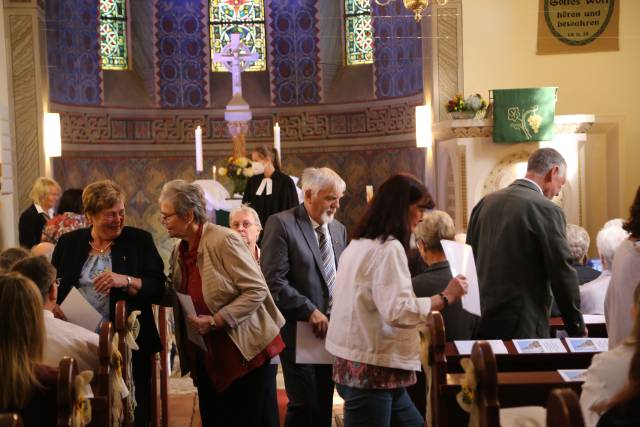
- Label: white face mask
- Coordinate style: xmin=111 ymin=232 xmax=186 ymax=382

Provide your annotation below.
xmin=252 ymin=161 xmax=265 ymax=175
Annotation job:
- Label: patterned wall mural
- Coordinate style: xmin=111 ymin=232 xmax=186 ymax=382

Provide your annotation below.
xmin=371 ymin=1 xmax=423 ymax=98
xmin=268 ymin=0 xmax=322 ymax=105
xmin=53 ymin=147 xmax=424 ymax=264
xmin=46 ymin=0 xmax=103 ymax=105
xmin=155 ymin=0 xmax=210 ymax=108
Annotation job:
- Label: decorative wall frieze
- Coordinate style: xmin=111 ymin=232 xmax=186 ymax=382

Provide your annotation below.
xmin=56 ymin=98 xmax=420 ymax=147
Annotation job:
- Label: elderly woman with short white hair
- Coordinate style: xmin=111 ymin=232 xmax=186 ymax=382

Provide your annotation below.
xmin=159 ymin=179 xmax=284 ymax=427
xmin=566 ymin=224 xmax=601 ymax=284
xmin=229 ymin=204 xmax=262 ymax=263
xmin=580 ymin=220 xmax=629 ymax=314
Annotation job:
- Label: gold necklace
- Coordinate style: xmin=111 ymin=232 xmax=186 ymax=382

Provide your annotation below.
xmin=89 ymin=240 xmax=113 ymax=254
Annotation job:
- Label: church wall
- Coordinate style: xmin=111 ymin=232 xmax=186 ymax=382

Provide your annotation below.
xmin=0 ymin=2 xmax=17 ymax=247
xmin=372 ymin=1 xmax=423 ymax=99
xmin=52 ymin=96 xmax=423 ymax=261
xmin=461 ymin=0 xmax=640 ymax=242
xmin=268 ymin=0 xmax=322 ymax=105
xmin=154 ymin=0 xmax=210 ymax=108
xmin=45 ymin=0 xmax=102 ymax=105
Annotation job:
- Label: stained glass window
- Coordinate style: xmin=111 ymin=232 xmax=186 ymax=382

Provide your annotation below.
xmin=99 ymin=0 xmax=128 ymax=70
xmin=210 ymin=0 xmax=266 ymax=72
xmin=345 ymin=0 xmax=373 ymax=65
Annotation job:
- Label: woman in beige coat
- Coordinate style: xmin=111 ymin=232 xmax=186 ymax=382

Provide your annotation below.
xmin=159 ymin=179 xmax=285 ymax=427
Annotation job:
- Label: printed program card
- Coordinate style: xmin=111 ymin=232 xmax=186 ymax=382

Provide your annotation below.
xmin=176 ymin=292 xmax=207 ymax=352
xmin=565 ymin=337 xmax=608 ymax=353
xmin=513 ymin=339 xmax=567 ymax=354
xmin=583 ymin=314 xmax=606 ymax=324
xmin=295 ymin=321 xmax=334 ymax=364
xmin=558 ymin=369 xmax=587 ymax=382
xmin=440 ymin=240 xmax=481 ymax=316
xmin=454 ymin=340 xmax=509 ymax=355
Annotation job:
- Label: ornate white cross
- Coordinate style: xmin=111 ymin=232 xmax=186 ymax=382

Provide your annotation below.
xmin=212 ymin=33 xmax=259 ymax=98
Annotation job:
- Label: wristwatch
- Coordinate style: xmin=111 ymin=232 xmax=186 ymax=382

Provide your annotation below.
xmin=438 ymin=292 xmax=449 ymax=308
xmin=124 ymin=276 xmax=132 ymax=292
xmin=209 ymin=316 xmax=217 ymax=331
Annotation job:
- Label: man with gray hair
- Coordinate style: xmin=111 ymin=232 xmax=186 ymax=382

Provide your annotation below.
xmin=261 ymin=167 xmax=347 ymax=427
xmin=467 ymin=148 xmax=585 ymax=339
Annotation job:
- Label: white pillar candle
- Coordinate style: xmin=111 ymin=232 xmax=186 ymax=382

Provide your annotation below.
xmin=273 ymin=122 xmax=281 ymax=162
xmin=366 ymin=185 xmax=374 ymax=203
xmin=212 ymin=165 xmax=217 ymax=181
xmin=195 ymin=126 xmax=203 ymax=172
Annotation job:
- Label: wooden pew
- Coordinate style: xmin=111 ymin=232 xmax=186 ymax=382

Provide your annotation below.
xmin=0 ymin=414 xmax=23 ymax=427
xmin=115 ymin=301 xmax=133 ymax=427
xmin=57 ymin=356 xmax=79 ymax=427
xmin=422 ymin=313 xmax=585 ymax=427
xmin=89 ymin=321 xmax=114 ymax=427
xmin=547 ymin=389 xmax=585 ymax=427
xmin=549 ymin=316 xmax=607 ymax=338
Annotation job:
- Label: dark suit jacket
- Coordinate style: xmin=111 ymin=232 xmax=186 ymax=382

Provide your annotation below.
xmin=18 ymin=204 xmax=47 ymax=249
xmin=260 ymin=204 xmax=347 ymax=355
xmin=466 ymin=179 xmax=584 ymax=339
xmin=51 ymin=226 xmax=166 ymax=353
xmin=412 ymin=260 xmax=478 ymax=340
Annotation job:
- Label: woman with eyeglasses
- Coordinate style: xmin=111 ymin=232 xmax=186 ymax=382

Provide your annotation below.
xmin=51 ymin=179 xmax=165 ymax=427
xmin=159 ymin=179 xmax=284 ymax=427
xmin=229 ymin=205 xmax=262 ymax=264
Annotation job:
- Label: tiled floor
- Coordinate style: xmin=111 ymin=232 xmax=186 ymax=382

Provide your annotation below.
xmin=166 ymin=371 xmax=344 ymax=427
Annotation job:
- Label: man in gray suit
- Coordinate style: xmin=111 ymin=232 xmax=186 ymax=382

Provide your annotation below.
xmin=467 ymin=148 xmax=585 ymax=339
xmin=261 ymin=167 xmax=347 ymax=427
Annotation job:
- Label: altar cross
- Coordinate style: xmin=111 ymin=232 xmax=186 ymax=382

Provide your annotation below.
xmin=213 ymin=33 xmax=259 ymax=98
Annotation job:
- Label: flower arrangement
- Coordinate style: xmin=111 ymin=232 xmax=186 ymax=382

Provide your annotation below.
xmin=446 ymin=93 xmax=488 ymax=118
xmin=218 ymin=156 xmax=254 ymax=196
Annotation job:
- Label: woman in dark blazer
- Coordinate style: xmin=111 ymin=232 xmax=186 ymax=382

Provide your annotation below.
xmin=18 ymin=177 xmax=61 ymax=249
xmin=51 ymin=179 xmax=165 ymax=427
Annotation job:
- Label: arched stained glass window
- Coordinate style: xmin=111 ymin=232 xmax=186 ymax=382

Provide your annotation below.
xmin=99 ymin=0 xmax=128 ymax=70
xmin=210 ymin=0 xmax=266 ymax=72
xmin=345 ymin=0 xmax=373 ymax=65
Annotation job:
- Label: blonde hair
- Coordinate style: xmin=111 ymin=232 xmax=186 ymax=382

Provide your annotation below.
xmin=82 ymin=180 xmax=126 ymax=217
xmin=0 ymin=273 xmax=45 ymax=409
xmin=28 ymin=177 xmax=61 ymax=206
xmin=414 ymin=210 xmax=455 ymax=252
xmin=566 ymin=224 xmax=590 ymax=263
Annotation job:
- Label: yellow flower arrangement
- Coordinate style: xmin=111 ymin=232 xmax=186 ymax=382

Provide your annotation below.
xmin=218 ymin=156 xmax=254 ymax=195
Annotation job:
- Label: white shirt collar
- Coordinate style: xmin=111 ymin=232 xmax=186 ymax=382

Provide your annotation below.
xmin=35 ymin=203 xmax=55 ymax=218
xmin=43 ymin=309 xmax=55 ymax=319
xmin=521 ymin=177 xmax=543 ymax=195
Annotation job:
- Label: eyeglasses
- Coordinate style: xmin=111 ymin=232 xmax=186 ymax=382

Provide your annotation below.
xmin=230 ymin=221 xmax=255 ymax=229
xmin=101 ymin=210 xmax=125 ymax=221
xmin=54 ymin=278 xmax=61 ymax=288
xmin=160 ymin=212 xmax=178 ymax=223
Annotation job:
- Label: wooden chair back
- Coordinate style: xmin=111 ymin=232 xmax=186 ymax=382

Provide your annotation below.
xmin=57 ymin=357 xmax=79 ymax=427
xmin=471 ymin=341 xmax=500 ymax=427
xmin=88 ymin=321 xmax=113 ymax=427
xmin=425 ymin=311 xmax=447 ymax=427
xmin=0 ymin=414 xmax=23 ymax=427
xmin=115 ymin=300 xmax=132 ymax=427
xmin=546 ymin=389 xmax=585 ymax=427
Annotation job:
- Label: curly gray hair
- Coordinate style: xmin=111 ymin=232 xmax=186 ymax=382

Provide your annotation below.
xmin=158 ymin=180 xmax=208 ymax=224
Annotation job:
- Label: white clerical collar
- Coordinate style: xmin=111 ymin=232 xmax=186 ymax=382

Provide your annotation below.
xmin=255 ymin=177 xmax=273 ymax=196
xmin=521 ymin=177 xmax=543 ymax=195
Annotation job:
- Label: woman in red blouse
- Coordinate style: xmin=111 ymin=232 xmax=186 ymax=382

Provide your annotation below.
xmin=159 ymin=179 xmax=285 ymax=427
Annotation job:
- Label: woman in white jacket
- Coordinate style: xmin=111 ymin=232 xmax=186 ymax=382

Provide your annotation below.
xmin=325 ymin=174 xmax=467 ymax=427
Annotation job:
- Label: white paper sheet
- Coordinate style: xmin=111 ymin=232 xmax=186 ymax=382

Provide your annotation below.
xmin=176 ymin=292 xmax=207 ymax=352
xmin=513 ymin=338 xmax=567 ymax=354
xmin=565 ymin=337 xmax=608 ymax=353
xmin=60 ymin=287 xmax=103 ymax=332
xmin=583 ymin=314 xmax=606 ymax=324
xmin=557 ymin=369 xmax=587 ymax=382
xmin=454 ymin=340 xmax=509 ymax=355
xmin=295 ymin=321 xmax=334 ymax=364
xmin=440 ymin=240 xmax=481 ymax=316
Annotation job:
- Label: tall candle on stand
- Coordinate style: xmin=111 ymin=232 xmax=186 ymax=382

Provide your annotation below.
xmin=365 ymin=185 xmax=374 ymax=203
xmin=273 ymin=122 xmax=281 ymax=163
xmin=212 ymin=165 xmax=217 ymax=181
xmin=195 ymin=126 xmax=203 ymax=173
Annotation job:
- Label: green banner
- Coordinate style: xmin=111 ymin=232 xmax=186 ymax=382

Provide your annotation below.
xmin=492 ymin=87 xmax=557 ymax=143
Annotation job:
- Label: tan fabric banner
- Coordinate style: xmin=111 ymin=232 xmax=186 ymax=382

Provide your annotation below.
xmin=537 ymin=0 xmax=619 ymax=55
